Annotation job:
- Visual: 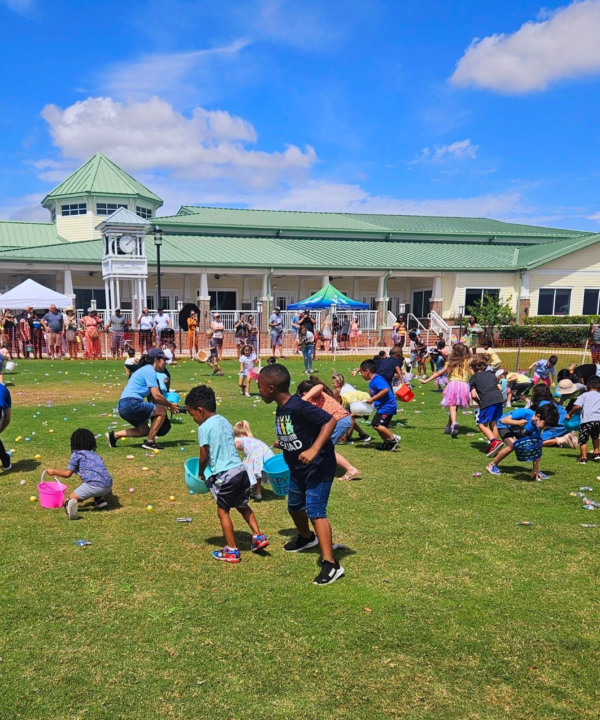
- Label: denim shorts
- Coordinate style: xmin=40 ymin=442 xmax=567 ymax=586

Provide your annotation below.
xmin=478 ymin=402 xmax=504 ymax=424
xmin=118 ymin=397 xmax=156 ymax=428
xmin=288 ymin=471 xmax=333 ymax=520
xmin=73 ymin=482 xmax=112 ymax=501
xmin=331 ymin=415 xmax=352 ymax=445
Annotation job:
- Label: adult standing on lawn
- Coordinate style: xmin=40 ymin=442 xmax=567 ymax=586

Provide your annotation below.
xmin=235 ymin=313 xmax=249 ymax=350
xmin=42 ymin=303 xmax=65 ymax=360
xmin=269 ymin=306 xmax=285 ymax=359
xmin=64 ymin=308 xmax=79 ymax=359
xmin=138 ymin=307 xmax=155 ymax=354
xmin=107 ymin=308 xmax=126 ymax=359
xmin=299 ymin=311 xmax=317 ymax=360
xmin=210 ymin=312 xmax=225 ymax=361
xmin=465 ymin=315 xmax=483 ymax=354
xmin=107 ymin=348 xmax=180 ymax=451
xmin=154 ymin=308 xmax=172 ymax=345
xmin=19 ymin=308 xmax=32 ymax=359
xmin=80 ymin=309 xmax=102 ymax=359
xmin=590 ymin=319 xmax=600 ymax=365
xmin=247 ymin=314 xmax=259 ymax=355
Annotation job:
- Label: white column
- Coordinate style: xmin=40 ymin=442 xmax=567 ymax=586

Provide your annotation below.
xmin=243 ymin=276 xmax=251 ymax=305
xmin=261 ymin=273 xmax=270 ymax=299
xmin=104 ymin=279 xmax=110 ymax=316
xmin=64 ymin=269 xmax=74 ymax=296
xmin=131 ymin=280 xmax=136 ymax=317
xmin=199 ymin=272 xmax=209 ymax=299
xmin=116 ymin=279 xmax=121 ymax=309
xmin=183 ymin=275 xmax=192 ymax=302
xmin=432 ymin=276 xmax=442 ymax=301
xmin=353 ymin=278 xmax=360 ymax=300
xmin=377 ymin=275 xmax=386 ymax=299
xmin=109 ymin=278 xmax=116 ymax=317
xmin=322 ymin=274 xmax=329 ymax=288
xmin=521 ymin=272 xmax=530 ymax=298
xmin=299 ymin=278 xmax=306 ymax=299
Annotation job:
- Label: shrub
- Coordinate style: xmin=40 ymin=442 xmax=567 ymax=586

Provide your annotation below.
xmin=524 ymin=315 xmax=598 ymax=325
xmin=499 ymin=325 xmax=589 ymax=345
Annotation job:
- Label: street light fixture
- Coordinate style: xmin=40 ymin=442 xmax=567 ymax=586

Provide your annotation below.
xmin=154 ymin=225 xmax=163 ymax=311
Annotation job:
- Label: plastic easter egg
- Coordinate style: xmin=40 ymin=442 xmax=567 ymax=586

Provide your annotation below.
xmin=146 ymin=504 xmax=153 ymax=512
xmin=129 ymin=487 xmax=135 ymax=493
xmin=29 ymin=496 xmax=37 ymax=502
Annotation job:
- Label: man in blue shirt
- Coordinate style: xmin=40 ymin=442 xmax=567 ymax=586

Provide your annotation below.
xmin=0 ymin=383 xmax=12 ymax=470
xmin=107 ymin=348 xmax=180 ymax=451
xmin=360 ymin=359 xmax=401 ymax=451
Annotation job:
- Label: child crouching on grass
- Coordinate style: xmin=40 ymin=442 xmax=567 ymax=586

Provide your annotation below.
xmin=185 ymin=385 xmax=268 ymax=563
xmin=233 ymin=420 xmax=274 ymax=501
xmin=46 ymin=428 xmax=113 ymax=521
xmin=258 ymin=363 xmax=345 ymax=586
xmin=485 ymin=403 xmax=559 ymax=480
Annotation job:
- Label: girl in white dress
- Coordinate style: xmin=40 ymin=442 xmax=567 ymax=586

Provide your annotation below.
xmin=234 ymin=420 xmax=275 ymax=501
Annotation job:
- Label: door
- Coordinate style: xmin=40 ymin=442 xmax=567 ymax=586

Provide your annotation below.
xmin=412 ymin=290 xmax=432 ymax=319
xmin=209 ymin=290 xmax=237 ymax=311
xmin=274 ymin=293 xmax=297 ymax=311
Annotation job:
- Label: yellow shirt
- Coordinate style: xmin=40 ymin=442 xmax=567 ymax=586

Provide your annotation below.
xmin=341 ymin=390 xmax=371 ymax=408
xmin=449 ymin=366 xmax=470 ymax=383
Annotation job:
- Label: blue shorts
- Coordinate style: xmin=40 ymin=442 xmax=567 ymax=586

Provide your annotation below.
xmin=118 ymin=397 xmax=156 ymax=428
xmin=478 ymin=402 xmax=504 ymax=424
xmin=287 ymin=472 xmax=333 ymax=520
xmin=331 ymin=415 xmax=352 ymax=445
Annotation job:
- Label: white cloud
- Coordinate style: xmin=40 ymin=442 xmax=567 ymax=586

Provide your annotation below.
xmin=40 ymin=96 xmax=316 ymax=186
xmin=100 ymin=40 xmax=251 ymax=101
xmin=2 ymin=0 xmax=35 ymax=15
xmin=0 ymin=193 xmax=48 ymax=222
xmin=411 ymin=139 xmax=478 ymax=164
xmin=450 ymin=0 xmax=600 ymax=93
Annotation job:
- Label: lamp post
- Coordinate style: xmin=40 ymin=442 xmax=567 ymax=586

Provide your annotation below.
xmin=458 ymin=304 xmax=465 ymax=342
xmin=153 ymin=225 xmax=163 ymax=310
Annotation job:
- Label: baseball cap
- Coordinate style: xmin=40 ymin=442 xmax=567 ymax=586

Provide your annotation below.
xmin=146 ymin=348 xmax=168 ymax=360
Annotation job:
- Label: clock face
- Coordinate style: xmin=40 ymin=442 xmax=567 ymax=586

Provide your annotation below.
xmin=119 ymin=235 xmax=136 ymax=254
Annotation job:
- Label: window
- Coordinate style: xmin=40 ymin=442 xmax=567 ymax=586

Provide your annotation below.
xmin=61 ymin=203 xmax=87 ymax=216
xmin=75 ymin=288 xmax=106 ymax=310
xmin=276 ymin=296 xmax=288 ymax=311
xmin=538 ymin=288 xmax=571 ymax=316
xmin=209 ymin=291 xmax=237 ymax=311
xmin=465 ymin=288 xmax=500 ymax=313
xmin=146 ymin=296 xmax=155 ymax=311
xmin=136 ymin=206 xmax=152 ymax=219
xmin=96 ymin=203 xmax=127 ymax=215
xmin=583 ymin=289 xmax=600 ymax=315
xmin=50 ymin=207 xmax=56 ymax=223
xmin=412 ymin=290 xmax=432 ymax=318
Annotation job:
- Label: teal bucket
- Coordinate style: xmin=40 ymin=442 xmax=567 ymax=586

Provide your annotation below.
xmin=564 ymin=415 xmax=580 ymax=431
xmin=184 ymin=457 xmax=210 ymax=494
xmin=263 ymin=454 xmax=290 ymax=497
xmin=165 ymin=391 xmax=180 ymax=404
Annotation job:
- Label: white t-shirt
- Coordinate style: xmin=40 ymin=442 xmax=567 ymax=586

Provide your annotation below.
xmin=154 ymin=314 xmax=171 ymax=331
xmin=575 ymin=391 xmax=600 ymax=423
xmin=211 ymin=321 xmax=224 ymax=339
xmin=163 ymin=347 xmax=174 ymax=364
xmin=139 ymin=314 xmax=155 ymax=330
xmin=239 ymin=352 xmax=256 ymax=373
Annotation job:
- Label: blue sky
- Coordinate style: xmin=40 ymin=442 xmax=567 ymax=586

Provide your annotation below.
xmin=2 ymin=0 xmax=600 ymax=229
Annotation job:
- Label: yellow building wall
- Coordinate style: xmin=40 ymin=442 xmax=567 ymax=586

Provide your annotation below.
xmin=441 ymin=273 xmax=519 ymax=318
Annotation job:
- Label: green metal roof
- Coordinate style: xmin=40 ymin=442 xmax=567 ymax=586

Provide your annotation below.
xmin=516 ymin=233 xmax=600 ymax=269
xmin=171 ymin=205 xmax=587 ymax=239
xmin=0 ymin=221 xmax=67 ymax=250
xmin=0 ymin=234 xmax=537 ymax=271
xmin=42 ymin=153 xmax=163 ymax=206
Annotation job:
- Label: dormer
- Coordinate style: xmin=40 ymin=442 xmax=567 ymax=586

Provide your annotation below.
xmin=41 ymin=153 xmax=162 ymax=242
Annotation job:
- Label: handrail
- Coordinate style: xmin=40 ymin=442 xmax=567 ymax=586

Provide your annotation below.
xmin=407 ymin=312 xmax=428 ymax=333
xmin=429 ymin=310 xmax=451 ymax=342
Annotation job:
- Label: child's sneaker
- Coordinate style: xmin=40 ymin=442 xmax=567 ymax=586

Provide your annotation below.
xmin=284 ymin=533 xmax=319 ymax=552
xmin=251 ymin=493 xmax=263 ymax=501
xmin=486 ymin=463 xmax=502 ymax=476
xmin=245 ymin=392 xmax=251 ymax=397
xmin=530 ymin=471 xmax=549 ymax=481
xmin=450 ymin=422 xmax=459 ymax=438
xmin=251 ymin=534 xmax=269 ymax=552
xmin=93 ymin=498 xmax=108 ymax=509
xmin=486 ymin=439 xmax=504 ymax=458
xmin=577 ymin=457 xmax=588 ymax=464
xmin=383 ymin=436 xmax=400 ymax=452
xmin=105 ymin=431 xmax=117 ymax=448
xmin=591 ymin=453 xmax=600 ymax=462
xmin=313 ymin=560 xmax=345 ymax=586
xmin=64 ymin=498 xmax=79 ymax=520
xmin=360 ymin=436 xmax=372 ymax=444
xmin=212 ymin=546 xmax=241 ymax=563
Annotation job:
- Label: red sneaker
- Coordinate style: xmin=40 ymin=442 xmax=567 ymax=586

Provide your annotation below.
xmin=486 ymin=439 xmax=505 ymax=458
xmin=212 ymin=546 xmax=241 ymax=563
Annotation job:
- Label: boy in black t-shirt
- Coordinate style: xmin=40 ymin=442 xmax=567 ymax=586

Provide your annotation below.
xmin=469 ymin=356 xmax=506 ymax=458
xmin=258 ymin=364 xmax=344 ymax=586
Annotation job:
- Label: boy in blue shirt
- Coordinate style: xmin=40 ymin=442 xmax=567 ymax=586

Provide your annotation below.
xmin=258 ymin=364 xmax=344 ymax=586
xmin=359 ymin=359 xmax=401 ymax=451
xmin=185 ymin=385 xmax=268 ymax=563
xmin=486 ymin=403 xmax=558 ymax=480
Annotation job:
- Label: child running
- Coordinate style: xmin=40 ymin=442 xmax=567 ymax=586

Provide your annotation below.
xmin=298 ymin=376 xmax=363 ymax=480
xmin=422 ymin=342 xmax=471 ymax=437
xmin=486 ymin=403 xmax=559 ymax=479
xmin=257 ymin=364 xmax=344 ymax=586
xmin=233 ymin=420 xmax=275 ymax=501
xmin=185 ymin=385 xmax=269 ymax=563
xmin=565 ymin=375 xmax=600 ymax=463
xmin=529 ymin=355 xmax=558 ymax=388
xmin=46 ymin=428 xmax=113 ymax=521
xmin=238 ymin=343 xmax=257 ymax=397
xmin=469 ymin=356 xmax=505 ymax=458
xmin=205 ymin=330 xmax=223 ymax=376
xmin=359 ymin=359 xmax=400 ymax=451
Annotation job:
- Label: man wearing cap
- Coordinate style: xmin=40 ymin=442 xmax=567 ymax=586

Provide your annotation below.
xmin=42 ymin=303 xmax=65 ymax=360
xmin=210 ymin=312 xmax=225 ymax=361
xmin=269 ymin=306 xmax=285 ymax=360
xmin=107 ymin=348 xmax=180 ymax=451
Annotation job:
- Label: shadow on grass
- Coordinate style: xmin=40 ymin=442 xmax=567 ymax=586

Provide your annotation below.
xmin=9 ymin=459 xmax=41 ymax=472
xmin=276 ymin=527 xmax=357 ymax=559
xmin=78 ymin=493 xmax=123 ymax=512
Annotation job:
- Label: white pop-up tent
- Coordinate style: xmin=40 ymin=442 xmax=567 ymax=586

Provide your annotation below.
xmin=0 ymin=278 xmax=72 ymax=310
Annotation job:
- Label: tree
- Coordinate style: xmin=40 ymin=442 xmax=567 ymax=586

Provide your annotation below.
xmin=467 ymin=294 xmax=516 ymax=344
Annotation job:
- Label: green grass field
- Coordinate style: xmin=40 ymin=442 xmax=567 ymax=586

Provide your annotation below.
xmin=1 ymin=358 xmax=599 ymax=720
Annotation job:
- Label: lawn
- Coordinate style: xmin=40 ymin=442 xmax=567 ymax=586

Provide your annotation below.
xmin=0 ymin=357 xmax=599 ymax=720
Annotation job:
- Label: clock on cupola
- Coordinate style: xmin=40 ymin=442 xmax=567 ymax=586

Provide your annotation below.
xmin=97 ymin=207 xmax=150 ymax=318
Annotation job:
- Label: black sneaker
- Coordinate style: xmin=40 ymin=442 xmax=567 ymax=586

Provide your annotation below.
xmin=93 ymin=498 xmax=108 ymax=509
xmin=360 ymin=436 xmax=372 ymax=444
xmin=313 ymin=560 xmax=345 ymax=586
xmin=142 ymin=440 xmax=164 ymax=451
xmin=577 ymin=457 xmax=588 ymax=464
xmin=105 ymin=431 xmax=117 ymax=448
xmin=1 ymin=454 xmax=12 ymax=470
xmin=283 ymin=533 xmax=320 ymax=553
xmin=383 ymin=435 xmax=400 ymax=452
